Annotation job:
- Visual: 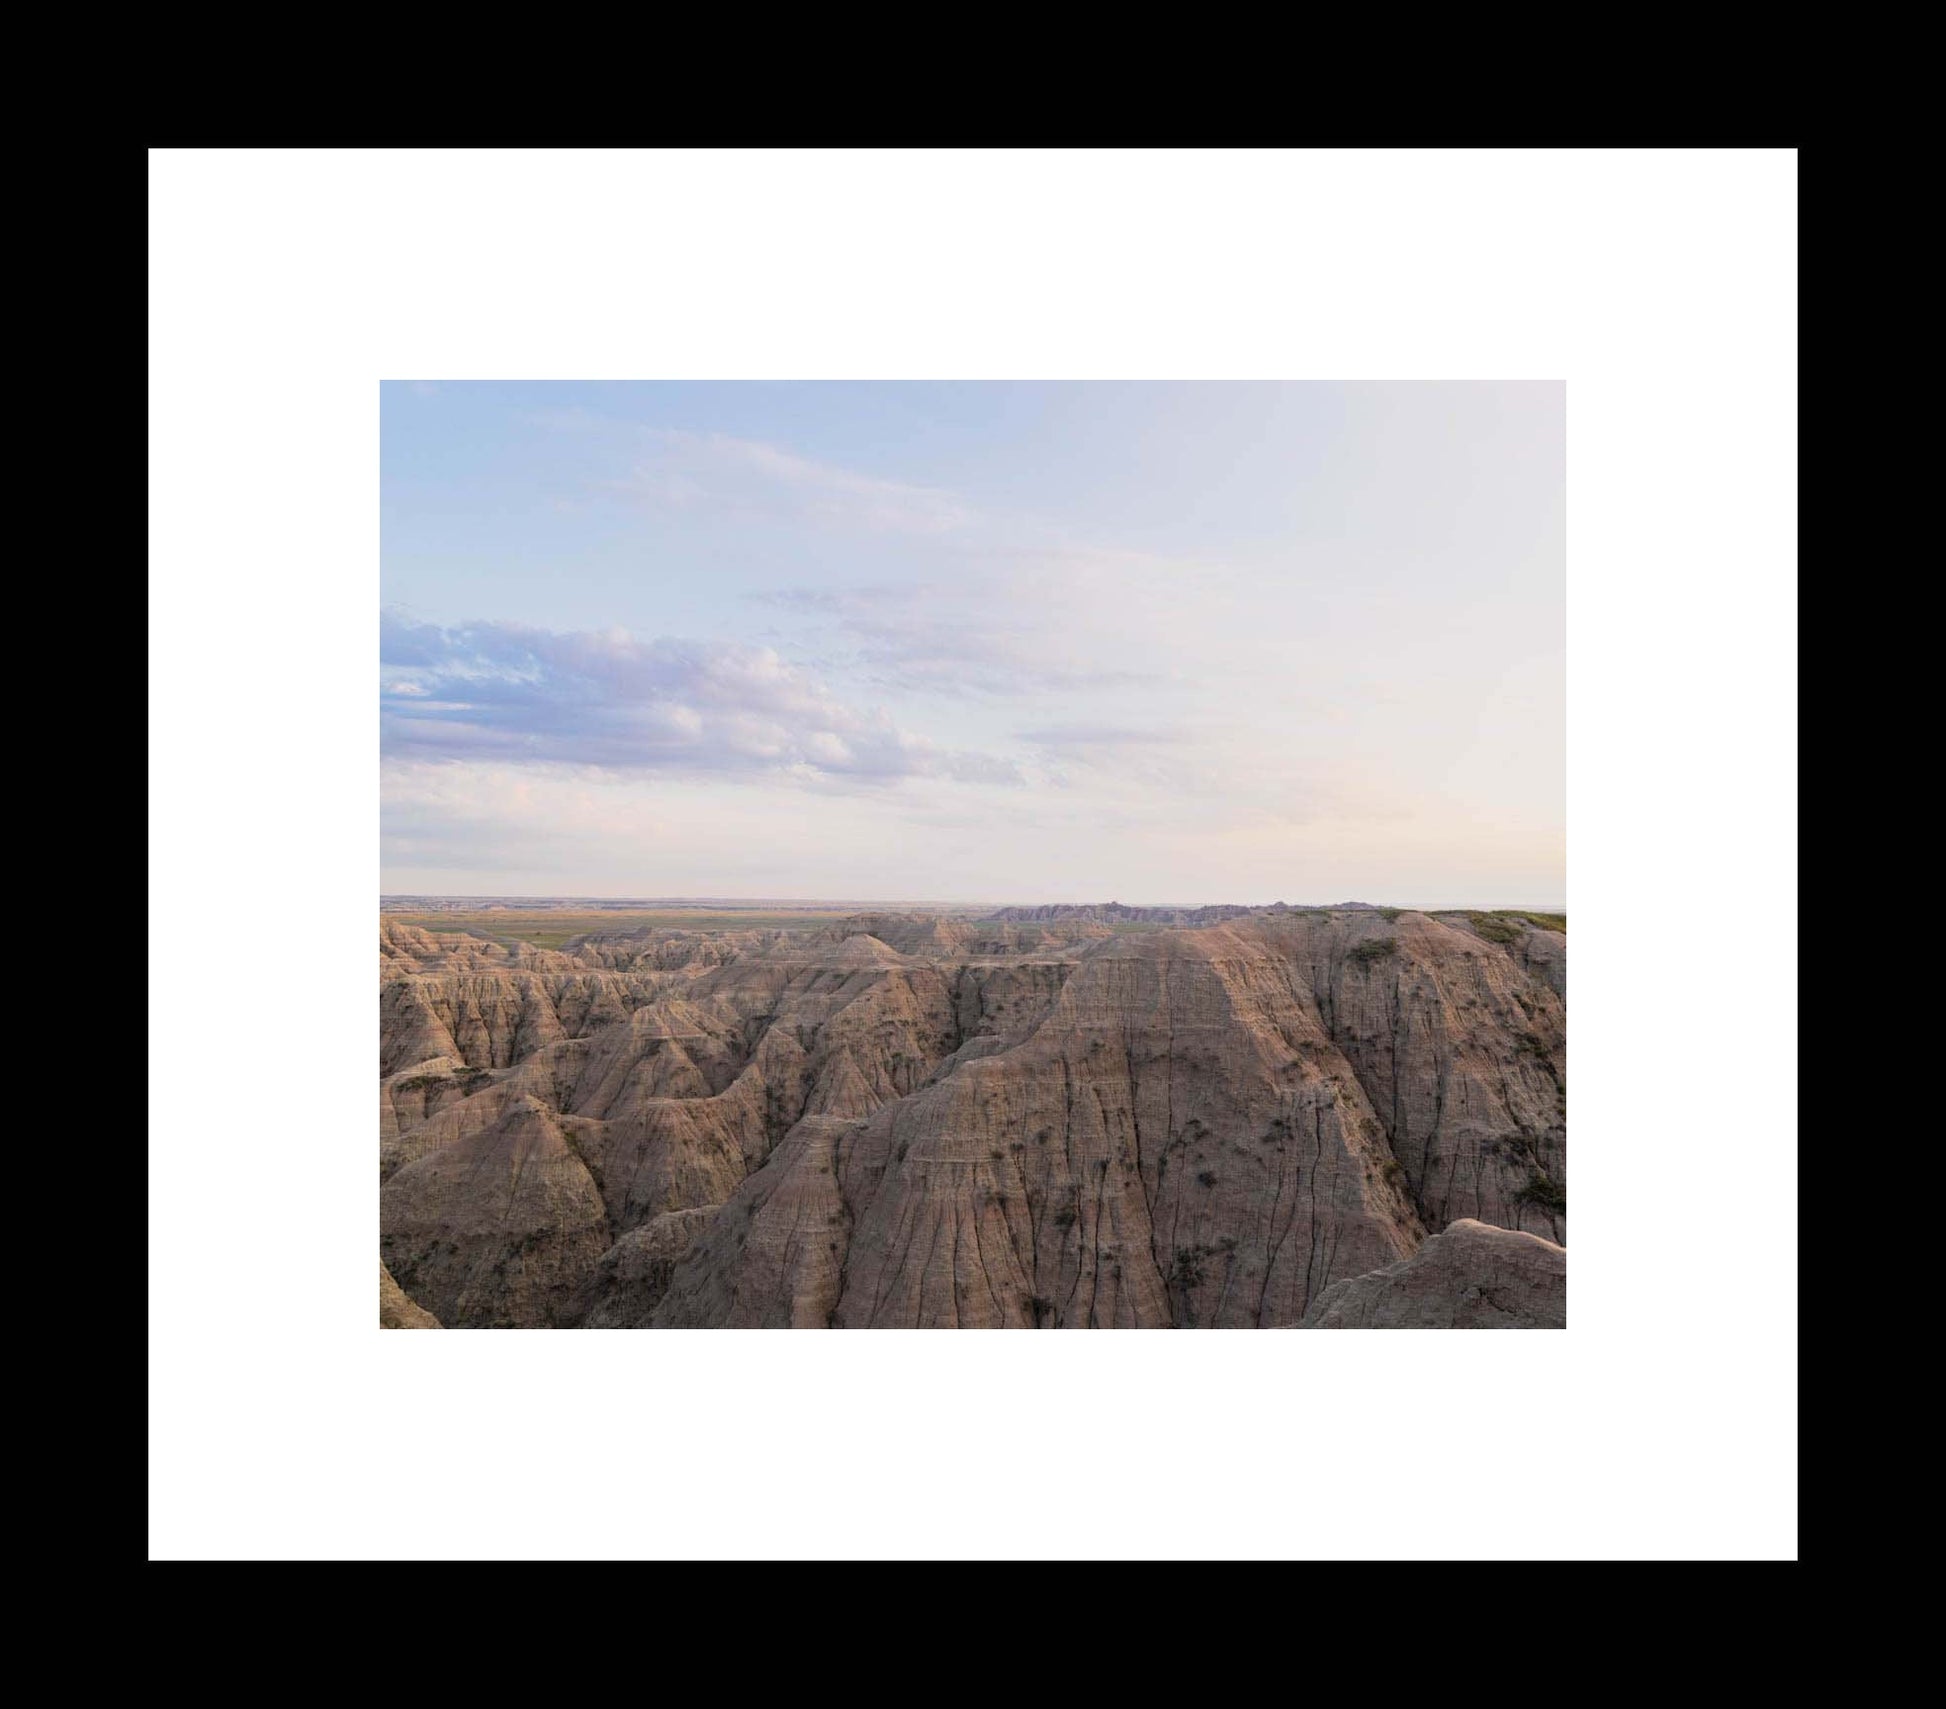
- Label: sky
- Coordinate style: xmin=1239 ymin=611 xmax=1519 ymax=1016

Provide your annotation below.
xmin=381 ymin=381 xmax=1564 ymax=906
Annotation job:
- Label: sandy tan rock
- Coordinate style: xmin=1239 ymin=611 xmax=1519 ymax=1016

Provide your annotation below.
xmin=380 ymin=1262 xmax=441 ymax=1328
xmin=656 ymin=926 xmax=1422 ymax=1328
xmin=1299 ymin=1218 xmax=1565 ymax=1327
xmin=580 ymin=1208 xmax=721 ymax=1327
xmin=381 ymin=1095 xmax=612 ymax=1328
xmin=653 ymin=1119 xmax=857 ymax=1327
xmin=1254 ymin=912 xmax=1566 ymax=1242
xmin=379 ymin=911 xmax=1567 ymax=1328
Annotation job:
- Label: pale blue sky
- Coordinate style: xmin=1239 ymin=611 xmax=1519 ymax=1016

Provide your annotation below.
xmin=382 ymin=381 xmax=1564 ymax=905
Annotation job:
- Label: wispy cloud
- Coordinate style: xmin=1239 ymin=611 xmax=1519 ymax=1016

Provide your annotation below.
xmin=1013 ymin=722 xmax=1221 ymax=794
xmin=380 ymin=611 xmax=1018 ymax=787
xmin=1017 ymin=724 xmax=1195 ymax=755
xmin=596 ymin=427 xmax=974 ymax=536
xmin=754 ymin=584 xmax=1162 ymax=698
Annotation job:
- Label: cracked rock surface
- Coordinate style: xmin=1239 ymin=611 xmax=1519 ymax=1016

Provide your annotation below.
xmin=1299 ymin=1219 xmax=1565 ymax=1327
xmin=378 ymin=909 xmax=1566 ymax=1329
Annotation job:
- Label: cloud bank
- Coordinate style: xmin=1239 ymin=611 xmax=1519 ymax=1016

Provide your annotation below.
xmin=380 ymin=612 xmax=1018 ymax=786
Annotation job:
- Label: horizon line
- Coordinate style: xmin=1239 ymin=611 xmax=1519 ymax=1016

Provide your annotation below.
xmin=379 ymin=893 xmax=1569 ymax=911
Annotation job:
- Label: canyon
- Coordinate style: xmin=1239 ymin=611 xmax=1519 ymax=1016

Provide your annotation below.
xmin=379 ymin=906 xmax=1566 ymax=1329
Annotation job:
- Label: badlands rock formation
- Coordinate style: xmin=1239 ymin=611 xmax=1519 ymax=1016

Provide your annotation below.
xmin=379 ymin=908 xmax=1565 ymax=1329
xmin=380 ymin=1262 xmax=441 ymax=1328
xmin=988 ymin=900 xmax=1387 ymax=927
xmin=1299 ymin=1219 xmax=1566 ymax=1328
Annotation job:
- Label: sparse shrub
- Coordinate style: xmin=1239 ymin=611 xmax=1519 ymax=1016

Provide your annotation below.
xmin=1053 ymin=1208 xmax=1078 ymax=1230
xmin=1517 ymin=1171 xmax=1567 ymax=1214
xmin=1168 ymin=1244 xmax=1215 ymax=1291
xmin=1381 ymin=1159 xmax=1406 ymax=1185
xmin=1347 ymin=938 xmax=1399 ymax=966
xmin=1196 ymin=1170 xmax=1218 ymax=1188
xmin=1465 ymin=914 xmax=1523 ymax=945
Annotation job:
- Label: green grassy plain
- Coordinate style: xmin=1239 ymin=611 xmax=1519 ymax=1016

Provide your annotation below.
xmin=386 ymin=909 xmax=859 ymax=950
xmin=388 ymin=906 xmax=1567 ymax=952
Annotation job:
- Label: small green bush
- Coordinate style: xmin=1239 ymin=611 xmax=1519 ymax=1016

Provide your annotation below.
xmin=1465 ymin=913 xmax=1523 ymax=944
xmin=1347 ymin=938 xmax=1399 ymax=966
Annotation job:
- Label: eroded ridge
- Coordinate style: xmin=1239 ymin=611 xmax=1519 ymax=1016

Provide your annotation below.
xmin=378 ymin=909 xmax=1566 ymax=1328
